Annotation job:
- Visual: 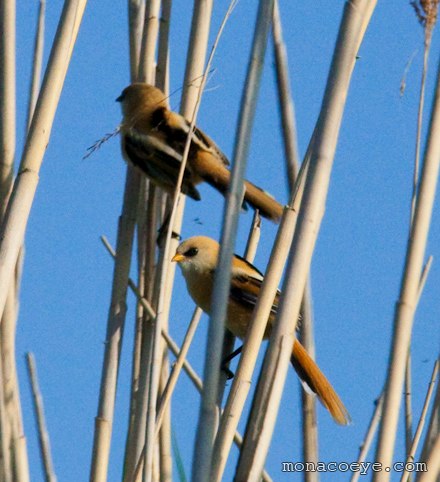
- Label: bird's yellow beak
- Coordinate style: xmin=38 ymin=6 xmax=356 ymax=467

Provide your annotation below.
xmin=172 ymin=253 xmax=185 ymax=263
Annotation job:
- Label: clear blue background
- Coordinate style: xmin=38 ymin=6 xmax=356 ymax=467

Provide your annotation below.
xmin=13 ymin=1 xmax=440 ymax=480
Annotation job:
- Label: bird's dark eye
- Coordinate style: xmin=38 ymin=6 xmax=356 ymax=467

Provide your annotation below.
xmin=185 ymin=247 xmax=198 ymax=257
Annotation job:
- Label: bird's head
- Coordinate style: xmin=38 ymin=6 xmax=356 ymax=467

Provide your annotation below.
xmin=172 ymin=236 xmax=219 ymax=275
xmin=116 ymin=83 xmax=168 ymax=118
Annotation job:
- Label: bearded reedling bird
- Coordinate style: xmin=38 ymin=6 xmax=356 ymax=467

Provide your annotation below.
xmin=172 ymin=236 xmax=350 ymax=425
xmin=116 ymin=83 xmax=283 ymax=222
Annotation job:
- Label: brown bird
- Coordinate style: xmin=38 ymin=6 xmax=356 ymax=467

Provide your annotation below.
xmin=172 ymin=235 xmax=350 ymax=425
xmin=116 ymin=83 xmax=283 ymax=222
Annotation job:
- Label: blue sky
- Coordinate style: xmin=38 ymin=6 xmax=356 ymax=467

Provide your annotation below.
xmin=12 ymin=1 xmax=440 ymax=480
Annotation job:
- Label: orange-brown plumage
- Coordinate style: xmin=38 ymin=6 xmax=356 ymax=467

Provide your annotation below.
xmin=172 ymin=236 xmax=350 ymax=425
xmin=117 ymin=83 xmax=284 ymax=222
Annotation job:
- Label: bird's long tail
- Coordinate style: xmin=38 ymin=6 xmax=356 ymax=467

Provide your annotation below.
xmin=191 ymin=154 xmax=283 ymax=222
xmin=291 ymin=339 xmax=351 ymax=425
xmin=242 ymin=179 xmax=283 ymax=222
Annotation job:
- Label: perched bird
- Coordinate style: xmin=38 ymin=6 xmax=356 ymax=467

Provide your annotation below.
xmin=116 ymin=83 xmax=283 ymax=222
xmin=172 ymin=236 xmax=350 ymax=425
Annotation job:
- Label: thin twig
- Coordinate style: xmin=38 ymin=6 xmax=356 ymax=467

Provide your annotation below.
xmin=272 ymin=0 xmax=300 ymax=195
xmin=351 ymin=395 xmax=384 ymax=482
xmin=416 ymin=255 xmax=433 ymax=303
xmin=26 ymin=0 xmax=45 ymax=130
xmin=401 ymin=360 xmax=439 ymax=482
xmin=155 ymin=308 xmax=202 ymax=436
xmin=409 ymin=12 xmax=433 ymax=226
xmin=405 ymin=351 xmax=413 ymax=482
xmin=25 ymin=353 xmax=57 ymax=482
xmin=420 ymin=357 xmax=440 ymax=464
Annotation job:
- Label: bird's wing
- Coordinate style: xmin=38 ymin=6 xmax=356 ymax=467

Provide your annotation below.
xmin=153 ymin=108 xmax=230 ymax=167
xmin=122 ymin=129 xmax=201 ymax=200
xmin=229 ymin=255 xmax=280 ymax=315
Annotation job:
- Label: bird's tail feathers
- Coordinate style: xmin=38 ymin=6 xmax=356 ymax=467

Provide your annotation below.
xmin=291 ymin=339 xmax=351 ymax=425
xmin=242 ymin=180 xmax=283 ymax=222
xmin=191 ymin=154 xmax=283 ymax=222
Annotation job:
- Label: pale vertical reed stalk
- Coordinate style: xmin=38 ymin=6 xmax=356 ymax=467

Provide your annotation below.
xmin=235 ymin=3 xmax=376 ymax=480
xmin=373 ymin=50 xmax=440 ymax=482
xmin=229 ymin=130 xmax=315 ymax=482
xmin=3 ymin=293 xmax=28 ymax=482
xmin=298 ymin=287 xmax=319 ymax=482
xmin=123 ymin=183 xmax=152 ymax=481
xmin=159 ymin=329 xmax=274 ymax=482
xmin=0 ymin=0 xmax=87 ymax=313
xmin=121 ymin=0 xmax=149 ymax=472
xmin=405 ymin=351 xmax=414 ymax=476
xmin=0 ymin=3 xmax=86 ymax=481
xmin=131 ymin=2 xmax=162 ymax=480
xmin=133 ymin=195 xmax=158 ymax=482
xmin=272 ymin=0 xmax=300 ymax=194
xmin=244 ymin=211 xmax=261 ymax=262
xmin=100 ymin=236 xmax=155 ymax=321
xmin=272 ymin=3 xmax=318 ymax=475
xmin=215 ymin=212 xmax=262 ymax=412
xmin=140 ymin=1 xmax=220 ymax=479
xmin=6 ymin=10 xmax=47 ymax=480
xmin=401 ymin=361 xmax=439 ymax=482
xmin=2 ymin=0 xmax=45 ymax=472
xmin=109 ymin=2 xmax=161 ymax=481
xmin=144 ymin=2 xmax=249 ymax=480
xmin=156 ymin=0 xmax=171 ymax=90
xmin=90 ymin=168 xmax=141 ymax=482
xmin=128 ymin=0 xmax=145 ymax=79
xmin=155 ymin=0 xmax=216 ymax=395
xmin=137 ymin=0 xmax=161 ymax=83
xmin=420 ymin=358 xmax=440 ymax=465
xmin=410 ymin=0 xmax=438 ymax=224
xmin=180 ymin=0 xmax=213 ymax=110
xmin=26 ymin=0 xmax=45 ymax=130
xmin=404 ymin=256 xmax=435 ymax=477
xmin=192 ymin=3 xmax=273 ymax=480
xmin=0 ymin=358 xmax=11 ymax=482
xmin=91 ymin=4 xmax=146 ymax=470
xmin=211 ymin=205 xmax=297 ymax=482
xmin=158 ymin=354 xmax=172 ymax=482
xmin=0 ymin=1 xmax=18 ymax=479
xmin=409 ymin=254 xmax=435 ymax=459
xmin=158 ymin=0 xmax=216 ymax=351
xmin=25 ymin=353 xmax=56 ymax=482
xmin=0 ymin=0 xmax=15 ymax=208
xmin=351 ymin=395 xmax=384 ymax=482
xmin=405 ymin=10 xmax=437 ymax=473
xmin=417 ymin=434 xmax=440 ymax=482
xmin=143 ymin=0 xmax=241 ymax=476
xmin=155 ymin=6 xmax=172 ymax=480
